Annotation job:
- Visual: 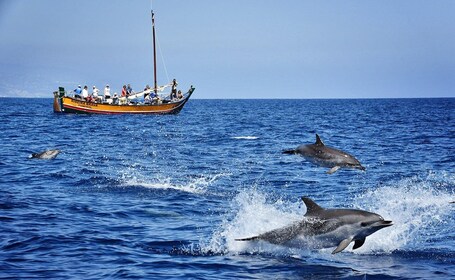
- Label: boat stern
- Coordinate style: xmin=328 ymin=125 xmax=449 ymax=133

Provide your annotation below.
xmin=53 ymin=87 xmax=66 ymax=113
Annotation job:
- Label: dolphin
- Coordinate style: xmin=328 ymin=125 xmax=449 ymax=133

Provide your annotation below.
xmin=283 ymin=134 xmax=365 ymax=174
xmin=30 ymin=149 xmax=61 ymax=160
xmin=236 ymin=197 xmax=393 ymax=254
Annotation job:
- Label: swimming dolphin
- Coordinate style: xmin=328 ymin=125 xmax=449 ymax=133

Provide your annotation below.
xmin=283 ymin=134 xmax=365 ymax=174
xmin=30 ymin=149 xmax=61 ymax=160
xmin=236 ymin=197 xmax=393 ymax=254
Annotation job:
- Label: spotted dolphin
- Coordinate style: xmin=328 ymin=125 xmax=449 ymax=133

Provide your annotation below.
xmin=236 ymin=197 xmax=393 ymax=254
xmin=30 ymin=149 xmax=61 ymax=160
xmin=283 ymin=134 xmax=365 ymax=174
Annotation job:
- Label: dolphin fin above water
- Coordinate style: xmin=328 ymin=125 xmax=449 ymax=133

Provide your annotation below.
xmin=326 ymin=166 xmax=341 ymax=174
xmin=301 ymin=197 xmax=324 ymax=214
xmin=353 ymin=238 xmax=366 ymax=250
xmin=333 ymin=235 xmax=366 ymax=254
xmin=315 ymin=134 xmax=324 ymax=146
xmin=332 ymin=238 xmax=352 ymax=254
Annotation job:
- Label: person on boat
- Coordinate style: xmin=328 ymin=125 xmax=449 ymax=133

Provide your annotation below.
xmin=104 ymin=84 xmax=111 ymax=101
xmin=171 ymin=79 xmax=178 ymax=99
xmin=143 ymin=84 xmax=151 ymax=99
xmin=113 ymin=93 xmax=119 ymax=105
xmin=177 ymin=90 xmax=183 ymax=99
xmin=82 ymin=85 xmax=89 ymax=101
xmin=144 ymin=93 xmax=152 ymax=104
xmin=126 ymin=84 xmax=133 ymax=96
xmin=74 ymin=85 xmax=82 ymax=99
xmin=92 ymin=86 xmax=100 ymax=102
xmin=149 ymin=87 xmax=160 ymax=103
xmin=121 ymin=85 xmax=127 ymax=98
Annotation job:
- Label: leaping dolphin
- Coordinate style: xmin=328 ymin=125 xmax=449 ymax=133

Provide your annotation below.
xmin=30 ymin=149 xmax=61 ymax=160
xmin=283 ymin=134 xmax=365 ymax=174
xmin=236 ymin=197 xmax=393 ymax=254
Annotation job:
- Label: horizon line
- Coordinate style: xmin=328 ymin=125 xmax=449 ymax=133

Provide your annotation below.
xmin=1 ymin=96 xmax=454 ymax=100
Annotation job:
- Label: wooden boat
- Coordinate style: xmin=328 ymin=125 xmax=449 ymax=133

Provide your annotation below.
xmin=53 ymin=86 xmax=194 ymax=115
xmin=53 ymin=11 xmax=194 ymax=115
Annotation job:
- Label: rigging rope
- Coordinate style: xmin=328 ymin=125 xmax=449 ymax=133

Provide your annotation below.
xmin=156 ymin=36 xmax=171 ymax=85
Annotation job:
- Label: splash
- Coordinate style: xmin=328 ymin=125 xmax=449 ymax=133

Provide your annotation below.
xmin=351 ymin=172 xmax=455 ymax=254
xmin=202 ymin=172 xmax=454 ymax=256
xmin=201 ymin=190 xmax=303 ymax=255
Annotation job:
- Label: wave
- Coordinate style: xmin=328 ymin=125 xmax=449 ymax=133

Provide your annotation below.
xmin=120 ymin=172 xmax=228 ymax=194
xmin=231 ymin=136 xmax=259 ymax=140
xmin=202 ymin=171 xmax=455 ymax=256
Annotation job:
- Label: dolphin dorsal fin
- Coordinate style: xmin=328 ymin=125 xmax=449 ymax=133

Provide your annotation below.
xmin=315 ymin=134 xmax=324 ymax=146
xmin=302 ymin=197 xmax=324 ymax=215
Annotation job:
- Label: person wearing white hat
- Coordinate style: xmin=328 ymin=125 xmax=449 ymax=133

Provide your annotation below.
xmin=104 ymin=84 xmax=111 ymax=101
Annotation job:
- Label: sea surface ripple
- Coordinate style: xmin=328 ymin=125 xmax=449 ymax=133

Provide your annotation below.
xmin=0 ymin=98 xmax=454 ymax=279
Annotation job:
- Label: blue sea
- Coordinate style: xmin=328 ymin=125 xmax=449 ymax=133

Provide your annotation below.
xmin=0 ymin=98 xmax=454 ymax=279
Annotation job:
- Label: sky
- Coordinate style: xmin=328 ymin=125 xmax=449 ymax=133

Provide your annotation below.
xmin=0 ymin=0 xmax=454 ymax=99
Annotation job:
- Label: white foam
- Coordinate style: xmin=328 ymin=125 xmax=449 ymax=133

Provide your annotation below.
xmin=231 ymin=136 xmax=259 ymax=140
xmin=121 ymin=173 xmax=228 ymax=194
xmin=351 ymin=172 xmax=455 ymax=254
xmin=202 ymin=190 xmax=303 ymax=255
xmin=203 ymin=171 xmax=454 ymax=256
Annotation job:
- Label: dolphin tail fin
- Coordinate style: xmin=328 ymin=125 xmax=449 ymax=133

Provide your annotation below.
xmin=235 ymin=236 xmax=259 ymax=242
xmin=282 ymin=149 xmax=297 ymax=155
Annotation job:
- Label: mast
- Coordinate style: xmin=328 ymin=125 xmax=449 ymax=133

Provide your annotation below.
xmin=151 ymin=10 xmax=158 ymax=94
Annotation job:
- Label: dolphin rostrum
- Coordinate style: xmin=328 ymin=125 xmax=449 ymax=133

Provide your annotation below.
xmin=30 ymin=149 xmax=61 ymax=160
xmin=236 ymin=197 xmax=393 ymax=254
xmin=283 ymin=134 xmax=365 ymax=174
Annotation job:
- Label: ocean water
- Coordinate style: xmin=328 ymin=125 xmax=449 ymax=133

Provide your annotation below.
xmin=0 ymin=97 xmax=454 ymax=279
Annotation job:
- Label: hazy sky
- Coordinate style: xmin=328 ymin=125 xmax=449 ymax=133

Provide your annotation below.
xmin=1 ymin=0 xmax=454 ymax=99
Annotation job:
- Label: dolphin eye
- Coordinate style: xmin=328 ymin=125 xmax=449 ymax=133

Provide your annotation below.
xmin=361 ymin=222 xmax=374 ymax=227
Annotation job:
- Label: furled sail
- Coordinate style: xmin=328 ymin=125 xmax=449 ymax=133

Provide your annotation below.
xmin=127 ymin=83 xmax=172 ymax=100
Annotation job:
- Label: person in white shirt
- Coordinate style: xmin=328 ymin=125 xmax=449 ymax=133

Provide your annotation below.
xmin=92 ymin=86 xmax=100 ymax=102
xmin=104 ymin=84 xmax=111 ymax=100
xmin=82 ymin=85 xmax=89 ymax=100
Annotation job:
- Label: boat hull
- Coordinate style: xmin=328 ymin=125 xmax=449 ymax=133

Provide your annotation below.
xmin=53 ymin=87 xmax=194 ymax=115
